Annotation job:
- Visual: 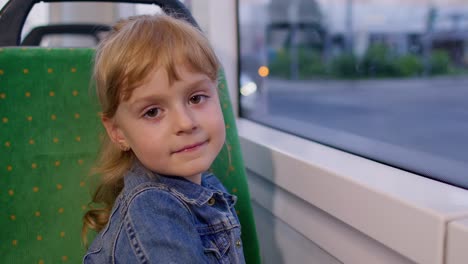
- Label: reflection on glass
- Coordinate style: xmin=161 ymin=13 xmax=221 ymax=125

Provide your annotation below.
xmin=239 ymin=0 xmax=468 ymax=188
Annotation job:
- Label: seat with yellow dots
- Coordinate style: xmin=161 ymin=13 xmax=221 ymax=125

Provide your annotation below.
xmin=0 ymin=2 xmax=260 ymax=264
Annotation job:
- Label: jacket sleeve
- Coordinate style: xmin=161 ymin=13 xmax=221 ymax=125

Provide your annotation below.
xmin=122 ymin=189 xmax=207 ymax=263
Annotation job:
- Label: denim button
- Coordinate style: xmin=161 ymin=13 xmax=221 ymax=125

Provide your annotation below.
xmin=235 ymin=240 xmax=241 ymax=248
xmin=208 ymin=197 xmax=215 ymax=206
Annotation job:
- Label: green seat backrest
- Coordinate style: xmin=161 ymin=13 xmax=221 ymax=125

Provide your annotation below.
xmin=0 ymin=47 xmax=260 ymax=264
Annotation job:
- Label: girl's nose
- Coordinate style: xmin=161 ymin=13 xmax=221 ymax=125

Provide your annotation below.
xmin=173 ymin=106 xmax=198 ymax=135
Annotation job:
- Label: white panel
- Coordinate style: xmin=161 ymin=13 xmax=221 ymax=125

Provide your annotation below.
xmin=251 ymin=201 xmax=342 ymax=264
xmin=238 ymin=119 xmax=468 ymax=264
xmin=446 ymin=218 xmax=468 ymax=264
xmin=248 ymin=170 xmax=416 ymax=264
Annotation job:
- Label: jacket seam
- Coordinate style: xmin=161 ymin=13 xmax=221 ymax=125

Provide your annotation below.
xmin=111 ymin=219 xmax=126 ymax=264
xmin=123 ymin=185 xmax=196 ymax=221
xmin=125 ymin=214 xmax=149 ymax=264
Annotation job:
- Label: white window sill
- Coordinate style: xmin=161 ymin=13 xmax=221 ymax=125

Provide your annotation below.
xmin=447 ymin=218 xmax=468 ymax=264
xmin=237 ymin=118 xmax=468 ymax=264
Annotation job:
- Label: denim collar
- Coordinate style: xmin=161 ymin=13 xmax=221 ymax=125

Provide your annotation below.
xmin=122 ymin=161 xmax=234 ymax=207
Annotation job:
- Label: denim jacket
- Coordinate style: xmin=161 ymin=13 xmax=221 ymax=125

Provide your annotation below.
xmin=83 ymin=163 xmax=246 ymax=264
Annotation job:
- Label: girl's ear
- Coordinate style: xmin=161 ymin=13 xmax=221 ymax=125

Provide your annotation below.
xmin=102 ymin=116 xmax=129 ymax=149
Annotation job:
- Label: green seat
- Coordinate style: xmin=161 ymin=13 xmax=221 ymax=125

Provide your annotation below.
xmin=0 ymin=47 xmax=260 ymax=263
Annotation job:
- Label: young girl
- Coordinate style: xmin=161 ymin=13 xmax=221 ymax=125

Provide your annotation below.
xmin=82 ymin=14 xmax=245 ymax=264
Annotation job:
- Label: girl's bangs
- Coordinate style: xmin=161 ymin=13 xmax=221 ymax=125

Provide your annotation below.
xmin=121 ymin=17 xmax=220 ymax=101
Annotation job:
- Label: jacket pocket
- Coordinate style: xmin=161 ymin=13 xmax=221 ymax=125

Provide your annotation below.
xmin=200 ymin=230 xmax=231 ymax=260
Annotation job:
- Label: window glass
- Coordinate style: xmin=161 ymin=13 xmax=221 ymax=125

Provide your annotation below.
xmin=9 ymin=1 xmax=192 ymax=47
xmin=22 ymin=2 xmax=110 ymax=47
xmin=238 ymin=0 xmax=468 ymax=189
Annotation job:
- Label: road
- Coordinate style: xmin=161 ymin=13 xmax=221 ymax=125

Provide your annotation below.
xmin=242 ymin=76 xmax=468 ymax=164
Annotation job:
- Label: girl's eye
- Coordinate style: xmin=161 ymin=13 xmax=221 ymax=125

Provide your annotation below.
xmin=189 ymin=94 xmax=208 ymax=105
xmin=143 ymin=107 xmax=160 ymax=118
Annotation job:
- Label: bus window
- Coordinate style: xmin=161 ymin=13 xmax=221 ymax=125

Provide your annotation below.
xmin=238 ymin=0 xmax=468 ymax=189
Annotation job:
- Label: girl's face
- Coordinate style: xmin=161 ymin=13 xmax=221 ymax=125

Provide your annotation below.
xmin=103 ymin=65 xmax=226 ymax=184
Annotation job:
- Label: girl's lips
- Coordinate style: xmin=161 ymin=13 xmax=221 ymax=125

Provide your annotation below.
xmin=173 ymin=140 xmax=208 ymax=153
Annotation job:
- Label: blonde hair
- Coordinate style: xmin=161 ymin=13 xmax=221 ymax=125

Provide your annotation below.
xmin=82 ymin=14 xmax=220 ymax=246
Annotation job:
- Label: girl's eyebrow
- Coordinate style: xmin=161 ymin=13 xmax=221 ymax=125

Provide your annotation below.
xmin=130 ymin=95 xmax=163 ymax=109
xmin=185 ymin=78 xmax=214 ymax=91
xmin=127 ymin=90 xmax=167 ymax=112
xmin=128 ymin=77 xmax=214 ymax=109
